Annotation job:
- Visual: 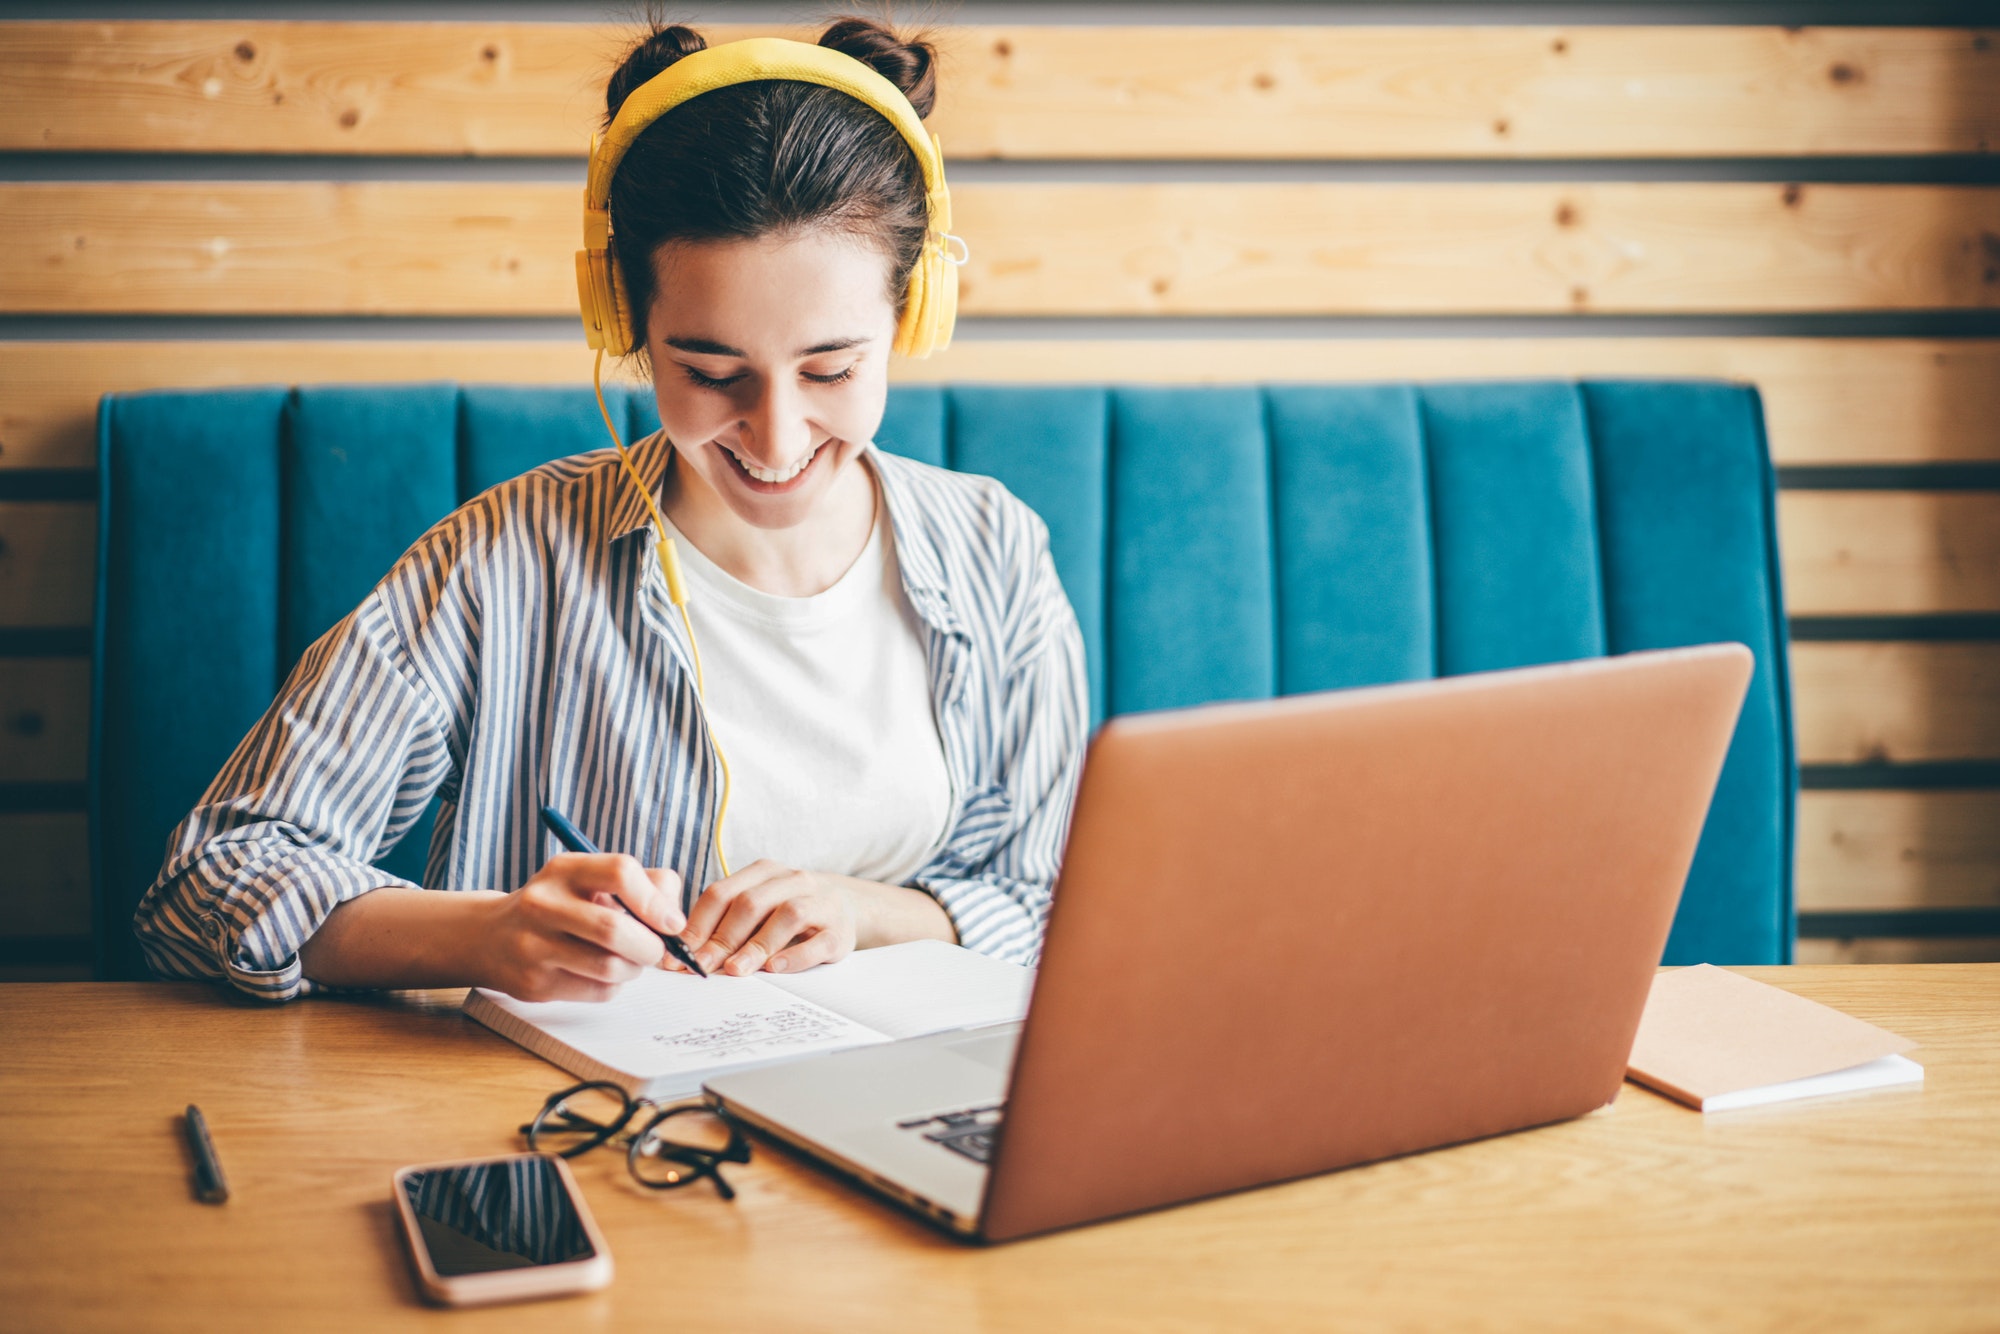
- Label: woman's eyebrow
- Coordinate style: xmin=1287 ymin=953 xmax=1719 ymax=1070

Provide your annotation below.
xmin=664 ymin=336 xmax=744 ymax=357
xmin=799 ymin=336 xmax=869 ymax=356
xmin=662 ymin=335 xmax=870 ymax=358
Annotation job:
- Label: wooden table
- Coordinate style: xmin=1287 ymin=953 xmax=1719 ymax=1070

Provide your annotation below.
xmin=3 ymin=966 xmax=1996 ymax=1332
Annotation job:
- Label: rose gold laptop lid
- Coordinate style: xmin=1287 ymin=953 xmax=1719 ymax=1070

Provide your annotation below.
xmin=980 ymin=643 xmax=1754 ymax=1242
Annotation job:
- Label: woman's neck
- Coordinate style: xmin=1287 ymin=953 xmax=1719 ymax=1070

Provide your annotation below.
xmin=659 ymin=446 xmax=879 ymax=598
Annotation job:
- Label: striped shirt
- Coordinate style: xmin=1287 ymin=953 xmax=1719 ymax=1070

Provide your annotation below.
xmin=131 ymin=433 xmax=1090 ymax=1001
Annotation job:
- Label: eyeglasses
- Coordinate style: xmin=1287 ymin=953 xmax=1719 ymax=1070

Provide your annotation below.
xmin=521 ymin=1081 xmax=752 ymax=1199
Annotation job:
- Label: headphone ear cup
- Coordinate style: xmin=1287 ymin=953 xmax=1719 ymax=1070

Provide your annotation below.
xmin=605 ymin=251 xmax=637 ymax=357
xmin=895 ymin=240 xmax=952 ymax=359
xmin=931 ymin=244 xmax=958 ymax=353
xmin=894 ymin=248 xmax=927 ymax=358
xmin=575 ymin=250 xmax=608 ymax=351
xmin=576 ymin=248 xmax=638 ymax=356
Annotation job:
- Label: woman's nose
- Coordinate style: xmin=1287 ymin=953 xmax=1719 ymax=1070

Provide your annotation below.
xmin=739 ymin=383 xmax=814 ymax=464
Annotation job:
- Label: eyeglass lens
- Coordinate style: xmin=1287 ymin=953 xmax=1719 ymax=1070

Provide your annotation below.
xmin=523 ymin=1081 xmax=637 ymax=1158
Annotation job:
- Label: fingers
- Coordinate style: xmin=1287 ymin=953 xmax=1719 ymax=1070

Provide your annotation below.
xmin=766 ymin=926 xmax=851 ymax=975
xmin=680 ymin=861 xmax=787 ymax=962
xmin=526 ymin=855 xmax=667 ymax=967
xmin=680 ymin=863 xmax=858 ymax=976
xmin=718 ymin=896 xmax=814 ymax=977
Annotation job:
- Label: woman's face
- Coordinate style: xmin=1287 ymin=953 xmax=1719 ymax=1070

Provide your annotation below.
xmin=644 ymin=230 xmax=898 ymax=532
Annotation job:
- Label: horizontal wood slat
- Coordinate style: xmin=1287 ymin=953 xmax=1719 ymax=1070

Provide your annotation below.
xmin=1778 ymin=492 xmax=2000 ymax=616
xmin=1 ymin=23 xmax=1994 ymax=159
xmin=6 ymin=182 xmax=1997 ymax=317
xmin=0 ymin=659 xmax=87 ymax=783
xmin=1793 ymin=642 xmax=2000 ymax=766
xmin=0 ymin=503 xmax=94 ymax=628
xmin=0 ymin=814 xmax=89 ymax=939
xmin=1794 ymin=936 xmax=2000 ymax=964
xmin=7 ymin=340 xmax=1999 ymax=472
xmin=1797 ymin=790 xmax=2000 ymax=913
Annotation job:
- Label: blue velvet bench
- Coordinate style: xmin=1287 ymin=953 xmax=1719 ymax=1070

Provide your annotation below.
xmin=93 ymin=379 xmax=1796 ymax=980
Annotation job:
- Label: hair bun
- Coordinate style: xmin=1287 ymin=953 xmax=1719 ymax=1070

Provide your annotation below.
xmin=818 ymin=18 xmax=937 ymax=120
xmin=606 ymin=23 xmax=708 ymax=123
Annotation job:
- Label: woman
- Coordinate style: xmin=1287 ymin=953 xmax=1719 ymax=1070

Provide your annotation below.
xmin=131 ymin=18 xmax=1088 ymax=1004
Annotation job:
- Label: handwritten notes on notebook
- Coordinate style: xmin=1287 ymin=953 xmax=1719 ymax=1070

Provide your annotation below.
xmin=463 ymin=939 xmax=1034 ymax=1100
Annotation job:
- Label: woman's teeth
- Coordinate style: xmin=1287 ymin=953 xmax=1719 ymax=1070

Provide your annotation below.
xmin=730 ymin=445 xmax=817 ymax=485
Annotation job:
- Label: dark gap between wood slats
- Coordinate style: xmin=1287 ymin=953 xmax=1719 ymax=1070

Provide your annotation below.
xmin=0 ymin=935 xmax=93 ymax=966
xmin=0 ymin=782 xmax=87 ymax=813
xmin=1800 ymin=909 xmax=2000 ymax=939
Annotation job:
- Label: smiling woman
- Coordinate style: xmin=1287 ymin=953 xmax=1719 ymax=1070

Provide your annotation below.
xmin=127 ymin=16 xmax=1089 ymax=1005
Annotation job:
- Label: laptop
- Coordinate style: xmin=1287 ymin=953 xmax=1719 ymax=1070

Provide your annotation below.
xmin=705 ymin=644 xmax=1755 ymax=1242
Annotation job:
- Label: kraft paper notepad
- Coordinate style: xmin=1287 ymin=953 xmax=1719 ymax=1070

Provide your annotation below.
xmin=1626 ymin=963 xmax=1922 ymax=1113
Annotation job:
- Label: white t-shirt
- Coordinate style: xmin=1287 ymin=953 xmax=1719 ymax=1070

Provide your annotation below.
xmin=663 ymin=502 xmax=953 ymax=887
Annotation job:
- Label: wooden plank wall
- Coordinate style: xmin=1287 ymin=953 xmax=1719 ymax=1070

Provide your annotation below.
xmin=1 ymin=11 xmax=1996 ymax=978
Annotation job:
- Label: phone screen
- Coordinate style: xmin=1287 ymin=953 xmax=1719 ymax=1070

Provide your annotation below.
xmin=400 ymin=1156 xmax=597 ymax=1276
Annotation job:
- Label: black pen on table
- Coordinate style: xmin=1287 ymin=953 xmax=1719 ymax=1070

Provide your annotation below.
xmin=184 ymin=1104 xmax=229 ymax=1204
xmin=539 ymin=805 xmax=708 ymax=978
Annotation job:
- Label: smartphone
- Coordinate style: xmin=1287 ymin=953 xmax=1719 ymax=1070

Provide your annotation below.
xmin=391 ymin=1153 xmax=613 ymax=1307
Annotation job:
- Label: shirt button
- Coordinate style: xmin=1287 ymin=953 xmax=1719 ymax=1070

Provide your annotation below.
xmin=201 ymin=917 xmax=223 ymax=940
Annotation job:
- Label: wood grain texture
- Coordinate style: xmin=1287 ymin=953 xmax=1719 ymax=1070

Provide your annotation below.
xmin=0 ymin=503 xmax=94 ymax=628
xmin=2 ymin=23 xmax=1994 ymax=158
xmin=1793 ymin=642 xmax=2000 ymax=766
xmin=0 ymin=814 xmax=89 ymax=937
xmin=6 ymin=182 xmax=1997 ymax=316
xmin=1778 ymin=492 xmax=2000 ymax=615
xmin=1 ymin=967 xmax=1994 ymax=1331
xmin=0 ymin=658 xmax=88 ymax=783
xmin=7 ymin=339 xmax=2000 ymax=471
xmin=1797 ymin=791 xmax=2000 ymax=913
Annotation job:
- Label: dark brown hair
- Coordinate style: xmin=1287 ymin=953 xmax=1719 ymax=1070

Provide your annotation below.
xmin=603 ymin=17 xmax=939 ymax=352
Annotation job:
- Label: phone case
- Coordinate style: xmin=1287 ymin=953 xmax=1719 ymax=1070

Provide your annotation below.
xmin=391 ymin=1153 xmax=613 ymax=1307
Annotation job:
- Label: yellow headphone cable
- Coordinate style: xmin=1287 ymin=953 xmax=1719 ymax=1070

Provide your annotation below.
xmin=593 ymin=348 xmax=735 ymax=881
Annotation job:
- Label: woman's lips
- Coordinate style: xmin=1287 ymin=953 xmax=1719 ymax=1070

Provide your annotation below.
xmin=721 ymin=440 xmax=824 ymax=494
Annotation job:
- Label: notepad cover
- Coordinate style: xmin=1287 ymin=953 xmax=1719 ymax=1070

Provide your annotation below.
xmin=1625 ymin=964 xmax=1919 ymax=1111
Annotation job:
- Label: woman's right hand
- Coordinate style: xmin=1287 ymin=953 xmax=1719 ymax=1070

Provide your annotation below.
xmin=476 ymin=853 xmax=686 ymax=1002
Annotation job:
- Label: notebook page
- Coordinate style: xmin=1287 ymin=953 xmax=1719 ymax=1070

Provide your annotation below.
xmin=470 ymin=969 xmax=891 ymax=1091
xmin=1702 ymin=1053 xmax=1924 ymax=1113
xmin=765 ymin=939 xmax=1033 ymax=1041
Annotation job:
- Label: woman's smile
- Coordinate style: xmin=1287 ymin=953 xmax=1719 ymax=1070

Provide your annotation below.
xmin=721 ymin=439 xmax=827 ymax=492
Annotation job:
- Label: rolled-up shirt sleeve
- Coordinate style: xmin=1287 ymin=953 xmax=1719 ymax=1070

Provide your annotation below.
xmin=131 ymin=591 xmax=456 ymax=1002
xmin=915 ymin=545 xmax=1090 ymax=966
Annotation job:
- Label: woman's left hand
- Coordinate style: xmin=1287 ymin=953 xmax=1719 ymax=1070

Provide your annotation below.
xmin=677 ymin=860 xmax=958 ymax=976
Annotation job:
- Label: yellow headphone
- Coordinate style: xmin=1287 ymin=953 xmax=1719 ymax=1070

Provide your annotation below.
xmin=579 ymin=36 xmax=963 ymax=884
xmin=577 ymin=35 xmax=961 ymax=360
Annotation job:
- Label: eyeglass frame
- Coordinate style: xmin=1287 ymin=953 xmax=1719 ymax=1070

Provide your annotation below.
xmin=520 ymin=1080 xmax=753 ymax=1200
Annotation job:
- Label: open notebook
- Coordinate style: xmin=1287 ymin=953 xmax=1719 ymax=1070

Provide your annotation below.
xmin=463 ymin=939 xmax=1034 ymax=1100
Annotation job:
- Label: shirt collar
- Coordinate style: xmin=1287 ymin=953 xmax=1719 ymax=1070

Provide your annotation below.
xmin=605 ymin=428 xmax=675 ymax=544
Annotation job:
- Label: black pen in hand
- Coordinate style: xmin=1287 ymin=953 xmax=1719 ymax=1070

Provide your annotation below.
xmin=539 ymin=805 xmax=708 ymax=979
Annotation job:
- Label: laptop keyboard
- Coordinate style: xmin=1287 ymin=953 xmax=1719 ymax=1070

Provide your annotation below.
xmin=897 ymin=1103 xmax=1005 ymax=1165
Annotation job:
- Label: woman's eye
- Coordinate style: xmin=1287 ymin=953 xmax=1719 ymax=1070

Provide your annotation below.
xmin=803 ymin=366 xmax=856 ymax=386
xmin=681 ymin=365 xmax=745 ymax=390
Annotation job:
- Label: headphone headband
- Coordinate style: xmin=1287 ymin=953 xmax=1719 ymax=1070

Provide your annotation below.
xmin=577 ymin=35 xmax=960 ymax=359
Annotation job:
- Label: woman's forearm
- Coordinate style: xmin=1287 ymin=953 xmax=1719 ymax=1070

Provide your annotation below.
xmin=298 ymin=887 xmax=505 ymax=990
